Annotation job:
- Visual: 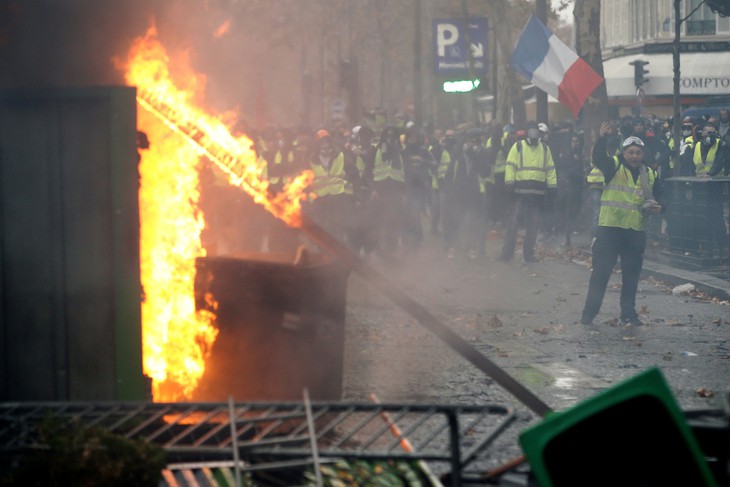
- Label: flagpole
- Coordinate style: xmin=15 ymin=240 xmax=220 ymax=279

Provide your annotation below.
xmin=535 ymin=0 xmax=549 ymax=124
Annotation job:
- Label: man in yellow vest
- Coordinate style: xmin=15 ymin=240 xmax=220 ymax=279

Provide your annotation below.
xmin=581 ymin=122 xmax=665 ymax=326
xmin=371 ymin=126 xmax=407 ymax=260
xmin=306 ymin=129 xmax=354 ymax=244
xmin=682 ymin=121 xmax=723 ymax=177
xmin=429 ymin=129 xmax=457 ymax=236
xmin=498 ymin=121 xmax=557 ymax=263
xmin=346 ymin=125 xmax=378 ymax=258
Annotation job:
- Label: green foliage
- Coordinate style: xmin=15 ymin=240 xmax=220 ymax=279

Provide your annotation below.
xmin=304 ymin=459 xmax=429 ymax=487
xmin=0 ymin=415 xmax=166 ymax=487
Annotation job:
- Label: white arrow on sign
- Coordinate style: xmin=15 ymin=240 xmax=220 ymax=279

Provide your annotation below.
xmin=470 ymin=42 xmax=484 ymax=58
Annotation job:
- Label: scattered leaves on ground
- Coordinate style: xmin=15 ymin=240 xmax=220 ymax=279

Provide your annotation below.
xmin=695 ymin=387 xmax=715 ymax=398
xmin=487 ymin=314 xmax=503 ymax=328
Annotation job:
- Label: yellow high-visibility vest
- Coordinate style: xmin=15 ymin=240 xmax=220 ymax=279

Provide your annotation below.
xmin=693 ymin=139 xmax=720 ymax=175
xmin=310 ymin=153 xmax=352 ymax=197
xmin=599 ymin=157 xmax=656 ymax=232
xmin=504 ymin=140 xmax=557 ymax=194
xmin=373 ymin=148 xmax=405 ymax=183
xmin=587 ymin=165 xmax=605 ymax=189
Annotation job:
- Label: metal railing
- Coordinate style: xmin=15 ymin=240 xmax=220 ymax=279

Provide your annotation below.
xmin=647 ymin=177 xmax=730 ymax=278
xmin=0 ymin=400 xmax=518 ymax=487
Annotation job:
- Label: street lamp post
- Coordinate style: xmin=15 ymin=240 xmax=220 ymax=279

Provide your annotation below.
xmin=672 ymin=0 xmax=714 ymax=176
xmin=536 ymin=0 xmax=548 ymax=124
xmin=672 ymin=0 xmax=682 ymax=176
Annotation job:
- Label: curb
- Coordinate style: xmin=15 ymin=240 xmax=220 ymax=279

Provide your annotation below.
xmin=641 ymin=260 xmax=730 ymax=301
xmin=570 ymin=244 xmax=730 ymax=301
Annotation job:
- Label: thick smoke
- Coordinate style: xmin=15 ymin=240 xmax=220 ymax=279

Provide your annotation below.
xmin=0 ymin=0 xmax=150 ymax=87
xmin=0 ymin=0 xmax=309 ymax=127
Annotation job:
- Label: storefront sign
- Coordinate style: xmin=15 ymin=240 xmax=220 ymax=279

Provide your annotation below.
xmin=680 ymin=76 xmax=730 ymax=90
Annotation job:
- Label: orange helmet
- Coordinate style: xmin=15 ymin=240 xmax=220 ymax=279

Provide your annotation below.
xmin=315 ymin=129 xmax=331 ymax=141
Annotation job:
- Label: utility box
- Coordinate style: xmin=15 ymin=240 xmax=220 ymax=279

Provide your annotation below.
xmin=193 ymin=252 xmax=350 ymax=402
xmin=665 ymin=177 xmax=730 ymax=267
xmin=0 ymin=87 xmax=146 ymax=401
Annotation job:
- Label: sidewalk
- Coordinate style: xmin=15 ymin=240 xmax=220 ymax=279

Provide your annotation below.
xmin=543 ymin=230 xmax=730 ymax=302
xmin=641 ymin=259 xmax=730 ymax=301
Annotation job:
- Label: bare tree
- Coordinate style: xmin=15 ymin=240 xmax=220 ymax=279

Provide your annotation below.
xmin=489 ymin=0 xmax=529 ymax=125
xmin=574 ymin=0 xmax=608 ymax=144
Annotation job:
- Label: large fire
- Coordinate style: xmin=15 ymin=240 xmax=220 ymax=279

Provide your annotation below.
xmin=120 ymin=26 xmax=312 ymax=401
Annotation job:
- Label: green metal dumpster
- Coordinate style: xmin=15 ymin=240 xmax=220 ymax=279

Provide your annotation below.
xmin=193 ymin=251 xmax=350 ymax=401
xmin=665 ymin=177 xmax=729 ymax=266
xmin=0 ymin=87 xmax=147 ymax=401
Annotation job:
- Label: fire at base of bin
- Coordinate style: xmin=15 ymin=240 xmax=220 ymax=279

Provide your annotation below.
xmin=672 ymin=283 xmax=696 ymax=295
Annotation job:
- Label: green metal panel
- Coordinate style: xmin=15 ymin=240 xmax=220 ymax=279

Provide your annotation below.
xmin=520 ymin=367 xmax=716 ymax=487
xmin=0 ymin=87 xmax=146 ymax=401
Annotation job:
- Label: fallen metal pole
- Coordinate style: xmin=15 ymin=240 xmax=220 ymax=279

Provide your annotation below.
xmin=299 ymin=215 xmax=553 ymax=418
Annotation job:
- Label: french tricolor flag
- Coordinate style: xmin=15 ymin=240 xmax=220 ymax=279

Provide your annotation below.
xmin=510 ymin=14 xmax=604 ymax=118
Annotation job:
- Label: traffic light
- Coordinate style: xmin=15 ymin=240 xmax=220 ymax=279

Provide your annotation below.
xmin=630 ymin=60 xmax=650 ymax=88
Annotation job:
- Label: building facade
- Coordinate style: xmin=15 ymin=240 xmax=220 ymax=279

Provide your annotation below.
xmin=601 ymin=0 xmax=730 ymax=117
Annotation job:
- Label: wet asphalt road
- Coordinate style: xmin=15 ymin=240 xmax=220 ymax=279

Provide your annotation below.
xmin=340 ymin=231 xmax=730 ymax=418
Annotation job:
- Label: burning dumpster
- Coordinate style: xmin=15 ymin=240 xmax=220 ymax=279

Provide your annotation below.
xmin=193 ymin=250 xmax=350 ymax=401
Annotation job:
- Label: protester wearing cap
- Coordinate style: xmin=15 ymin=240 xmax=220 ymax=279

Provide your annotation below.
xmin=580 ymin=122 xmax=665 ymax=326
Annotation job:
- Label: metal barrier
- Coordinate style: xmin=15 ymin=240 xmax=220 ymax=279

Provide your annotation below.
xmin=662 ymin=177 xmax=730 ymax=268
xmin=0 ymin=400 xmax=518 ymax=487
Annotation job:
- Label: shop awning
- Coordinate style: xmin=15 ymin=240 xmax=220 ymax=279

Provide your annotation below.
xmin=603 ymin=51 xmax=730 ymax=98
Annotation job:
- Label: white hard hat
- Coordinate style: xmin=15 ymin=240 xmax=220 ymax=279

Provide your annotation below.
xmin=538 ymin=122 xmax=549 ymax=133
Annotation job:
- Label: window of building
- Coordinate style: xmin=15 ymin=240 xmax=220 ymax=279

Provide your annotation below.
xmin=718 ymin=14 xmax=730 ymax=34
xmin=632 ymin=0 xmax=659 ymax=42
xmin=684 ymin=0 xmax=716 ymax=35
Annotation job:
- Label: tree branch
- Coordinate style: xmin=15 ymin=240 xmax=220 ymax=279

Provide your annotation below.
xmin=681 ymin=0 xmax=706 ymax=23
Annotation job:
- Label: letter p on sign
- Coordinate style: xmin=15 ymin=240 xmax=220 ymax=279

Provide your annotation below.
xmin=436 ymin=23 xmax=459 ymax=57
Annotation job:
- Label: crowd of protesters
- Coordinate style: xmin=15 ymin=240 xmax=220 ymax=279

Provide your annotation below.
xmin=199 ymin=107 xmax=730 ymax=264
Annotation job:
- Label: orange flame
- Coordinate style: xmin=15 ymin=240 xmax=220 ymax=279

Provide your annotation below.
xmin=213 ymin=20 xmax=231 ymax=39
xmin=120 ymin=25 xmax=312 ymax=401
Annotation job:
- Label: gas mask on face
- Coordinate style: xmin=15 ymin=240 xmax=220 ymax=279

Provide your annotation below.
xmin=526 ymin=128 xmax=540 ymax=145
xmin=682 ymin=127 xmax=692 ymax=137
xmin=320 ymin=146 xmax=333 ymax=158
xmin=703 ymin=133 xmax=716 ymax=146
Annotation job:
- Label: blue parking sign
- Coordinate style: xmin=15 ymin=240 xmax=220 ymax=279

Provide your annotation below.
xmin=433 ymin=17 xmax=488 ymax=76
